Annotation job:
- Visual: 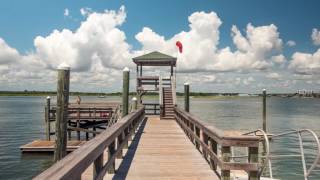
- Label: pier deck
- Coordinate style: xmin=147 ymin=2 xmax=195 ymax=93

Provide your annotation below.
xmin=82 ymin=116 xmax=219 ymax=179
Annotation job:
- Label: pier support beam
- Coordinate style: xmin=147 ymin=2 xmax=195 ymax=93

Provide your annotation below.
xmin=184 ymin=83 xmax=190 ymax=112
xmin=54 ymin=63 xmax=70 ymax=162
xmin=262 ymin=89 xmax=267 ymax=132
xmin=122 ymin=67 xmax=130 ymax=117
xmin=45 ymin=96 xmax=51 ymax=141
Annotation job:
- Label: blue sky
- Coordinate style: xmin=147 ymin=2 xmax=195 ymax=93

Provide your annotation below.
xmin=1 ymin=0 xmax=319 ymax=54
xmin=0 ymin=0 xmax=320 ymax=91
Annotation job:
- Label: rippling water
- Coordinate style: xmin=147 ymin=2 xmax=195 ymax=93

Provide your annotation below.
xmin=0 ymin=96 xmax=319 ymax=179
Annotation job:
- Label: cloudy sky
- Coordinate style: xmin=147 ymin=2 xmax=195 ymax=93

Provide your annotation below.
xmin=0 ymin=0 xmax=320 ymax=93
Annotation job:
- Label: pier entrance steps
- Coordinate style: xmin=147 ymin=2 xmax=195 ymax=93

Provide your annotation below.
xmin=162 ymin=87 xmax=175 ymax=120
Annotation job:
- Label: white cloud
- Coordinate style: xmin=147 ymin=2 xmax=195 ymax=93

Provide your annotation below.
xmin=34 ymin=5 xmax=132 ymax=71
xmin=80 ymin=7 xmax=92 ymax=17
xmin=0 ymin=7 xmax=317 ymax=92
xmin=311 ymin=28 xmax=320 ymax=45
xmin=271 ymin=54 xmax=286 ymax=64
xmin=64 ymin=8 xmax=69 ymax=17
xmin=286 ymin=40 xmax=296 ymax=47
xmin=136 ymin=12 xmax=283 ymax=72
xmin=266 ymin=72 xmax=282 ymax=80
xmin=243 ymin=76 xmax=255 ymax=85
xmin=289 ymin=49 xmax=320 ymax=74
xmin=0 ymin=38 xmax=20 ymax=65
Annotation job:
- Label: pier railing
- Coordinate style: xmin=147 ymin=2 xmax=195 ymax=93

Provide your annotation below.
xmin=174 ymin=107 xmax=261 ymax=179
xmin=35 ymin=107 xmax=145 ymax=180
xmin=45 ymin=103 xmax=121 ymax=141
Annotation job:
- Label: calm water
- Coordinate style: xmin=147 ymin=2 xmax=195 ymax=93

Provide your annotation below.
xmin=0 ymin=96 xmax=319 ymax=179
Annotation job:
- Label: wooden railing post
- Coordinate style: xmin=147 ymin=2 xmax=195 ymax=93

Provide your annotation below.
xmin=124 ymin=127 xmax=129 ymax=149
xmin=195 ymin=127 xmax=200 ymax=150
xmin=45 ymin=96 xmax=51 ymax=141
xmin=202 ymin=132 xmax=208 ymax=159
xmin=54 ymin=63 xmax=70 ymax=162
xmin=117 ymin=134 xmax=124 ymax=159
xmin=209 ymin=138 xmax=218 ymax=170
xmin=122 ymin=67 xmax=130 ymax=117
xmin=93 ymin=152 xmax=103 ymax=178
xmin=184 ymin=83 xmax=190 ymax=112
xmin=77 ymin=108 xmax=80 ymax=140
xmin=262 ymin=89 xmax=267 ymax=132
xmin=108 ymin=141 xmax=116 ymax=174
xmin=221 ymin=146 xmax=231 ymax=180
xmin=248 ymin=147 xmax=259 ymax=180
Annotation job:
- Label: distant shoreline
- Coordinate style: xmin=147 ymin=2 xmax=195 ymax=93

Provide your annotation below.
xmin=0 ymin=91 xmax=305 ymax=98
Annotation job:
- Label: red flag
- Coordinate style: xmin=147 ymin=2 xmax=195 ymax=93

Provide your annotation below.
xmin=176 ymin=41 xmax=183 ymax=53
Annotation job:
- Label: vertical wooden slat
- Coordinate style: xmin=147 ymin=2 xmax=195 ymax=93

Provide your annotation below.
xmin=117 ymin=134 xmax=123 ymax=159
xmin=195 ymin=127 xmax=200 ymax=150
xmin=221 ymin=146 xmax=231 ymax=180
xmin=209 ymin=138 xmax=218 ymax=170
xmin=184 ymin=83 xmax=190 ymax=112
xmin=108 ymin=141 xmax=116 ymax=174
xmin=124 ymin=128 xmax=129 ymax=149
xmin=248 ymin=147 xmax=259 ymax=180
xmin=77 ymin=108 xmax=80 ymax=140
xmin=54 ymin=63 xmax=70 ymax=162
xmin=93 ymin=152 xmax=103 ymax=178
xmin=202 ymin=132 xmax=208 ymax=159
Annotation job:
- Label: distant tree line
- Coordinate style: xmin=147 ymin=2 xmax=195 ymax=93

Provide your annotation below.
xmin=0 ymin=90 xmax=240 ymax=97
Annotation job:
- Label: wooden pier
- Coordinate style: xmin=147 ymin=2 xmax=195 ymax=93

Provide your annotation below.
xmin=34 ymin=106 xmax=262 ymax=180
xmin=32 ymin=52 xmax=265 ymax=179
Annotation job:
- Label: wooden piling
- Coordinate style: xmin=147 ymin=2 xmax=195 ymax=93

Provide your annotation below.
xmin=263 ymin=89 xmax=267 ymax=132
xmin=54 ymin=63 xmax=70 ymax=162
xmin=45 ymin=96 xmax=51 ymax=141
xmin=132 ymin=97 xmax=137 ymax=111
xmin=122 ymin=67 xmax=130 ymax=117
xmin=184 ymin=83 xmax=190 ymax=112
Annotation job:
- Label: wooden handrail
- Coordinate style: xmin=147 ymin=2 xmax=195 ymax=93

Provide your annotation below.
xmin=171 ymin=75 xmax=177 ymax=106
xmin=34 ymin=107 xmax=145 ymax=180
xmin=174 ymin=107 xmax=260 ymax=179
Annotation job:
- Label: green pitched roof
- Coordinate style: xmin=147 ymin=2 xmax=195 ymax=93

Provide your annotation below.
xmin=132 ymin=51 xmax=176 ymax=66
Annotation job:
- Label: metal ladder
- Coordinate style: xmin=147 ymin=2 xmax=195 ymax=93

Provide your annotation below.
xmin=242 ymin=129 xmax=320 ymax=179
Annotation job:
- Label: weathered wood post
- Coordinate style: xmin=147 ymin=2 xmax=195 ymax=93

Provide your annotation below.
xmin=248 ymin=147 xmax=259 ymax=180
xmin=54 ymin=63 xmax=70 ymax=162
xmin=184 ymin=83 xmax=190 ymax=112
xmin=93 ymin=153 xmax=103 ymax=178
xmin=108 ymin=141 xmax=116 ymax=174
xmin=262 ymin=89 xmax=267 ymax=132
xmin=221 ymin=146 xmax=231 ymax=180
xmin=122 ymin=67 xmax=130 ymax=117
xmin=209 ymin=139 xmax=218 ymax=170
xmin=132 ymin=97 xmax=137 ymax=111
xmin=45 ymin=96 xmax=51 ymax=141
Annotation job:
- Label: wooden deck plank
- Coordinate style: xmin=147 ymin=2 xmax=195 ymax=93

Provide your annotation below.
xmin=82 ymin=116 xmax=219 ymax=179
